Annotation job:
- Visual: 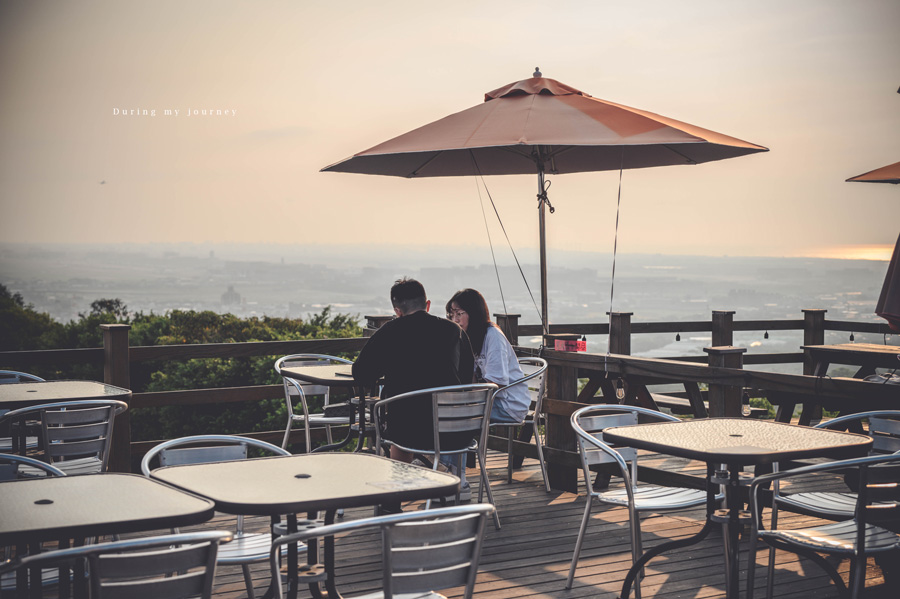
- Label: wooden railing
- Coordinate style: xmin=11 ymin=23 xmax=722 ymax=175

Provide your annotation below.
xmin=1 ymin=310 xmax=897 ymax=489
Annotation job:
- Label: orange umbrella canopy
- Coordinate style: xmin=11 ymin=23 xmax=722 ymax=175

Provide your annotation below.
xmin=322 ymin=76 xmax=768 ymax=177
xmin=846 ymin=160 xmax=900 ymax=184
xmin=322 ymin=74 xmax=768 ymax=329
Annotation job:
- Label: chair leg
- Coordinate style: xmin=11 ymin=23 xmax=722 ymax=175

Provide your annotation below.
xmin=630 ymin=510 xmax=644 ymax=599
xmin=241 ymin=563 xmax=255 ymax=599
xmin=281 ymin=419 xmax=292 ymax=450
xmin=507 ymin=426 xmax=514 ymax=483
xmin=533 ymin=419 xmax=551 ymax=493
xmin=849 ymin=555 xmax=865 ymax=599
xmin=764 ymin=507 xmax=779 ymax=599
xmin=476 ymin=450 xmax=501 ymax=529
xmin=566 ymin=496 xmax=594 ymax=589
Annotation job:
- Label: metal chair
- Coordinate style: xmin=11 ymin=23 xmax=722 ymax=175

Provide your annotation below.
xmin=0 ymin=531 xmax=233 ymax=599
xmin=771 ymin=410 xmax=900 ymax=519
xmin=141 ymin=434 xmax=293 ymax=599
xmin=747 ymin=453 xmax=900 ymax=599
xmin=269 ymin=503 xmax=494 ymax=599
xmin=274 ymin=354 xmax=355 ymax=451
xmin=373 ymin=383 xmax=501 ymax=529
xmin=763 ymin=410 xmax=900 ymax=597
xmin=0 ymin=371 xmax=44 ymax=453
xmin=566 ymin=405 xmax=711 ymax=595
xmin=0 ymin=452 xmax=66 ymax=480
xmin=0 ymin=371 xmax=45 ymax=384
xmin=0 ymin=399 xmax=127 ymax=476
xmin=489 ymin=357 xmax=549 ymax=489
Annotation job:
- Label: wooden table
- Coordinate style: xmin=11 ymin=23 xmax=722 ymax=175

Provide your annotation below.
xmin=777 ymin=344 xmax=900 ymax=426
xmin=277 ymin=364 xmax=372 ymax=452
xmin=0 ymin=473 xmax=214 ymax=597
xmin=603 ymin=418 xmax=872 ymax=599
xmin=151 ymin=452 xmax=459 ymax=599
xmin=802 ymin=343 xmax=900 ymax=378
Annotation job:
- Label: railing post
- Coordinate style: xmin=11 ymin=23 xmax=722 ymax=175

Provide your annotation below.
xmin=545 ymin=354 xmax=580 ymax=493
xmin=800 ymin=308 xmax=828 ymax=424
xmin=703 ymin=346 xmax=746 ymax=417
xmin=802 ymin=309 xmax=827 ymax=375
xmin=494 ymin=313 xmax=520 ymax=346
xmin=607 ymin=312 xmax=633 ymax=355
xmin=712 ymin=310 xmax=735 ymax=347
xmin=363 ymin=315 xmax=394 ymax=337
xmin=101 ymin=324 xmax=131 ymax=473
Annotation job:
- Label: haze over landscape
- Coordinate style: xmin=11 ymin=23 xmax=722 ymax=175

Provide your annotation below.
xmin=2 ymin=242 xmax=891 ymax=368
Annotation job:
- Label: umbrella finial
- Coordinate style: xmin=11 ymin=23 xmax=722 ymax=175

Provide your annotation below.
xmin=533 ymin=67 xmax=542 ymax=78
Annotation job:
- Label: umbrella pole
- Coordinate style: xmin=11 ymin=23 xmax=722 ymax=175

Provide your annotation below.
xmin=538 ymin=169 xmax=549 ymax=337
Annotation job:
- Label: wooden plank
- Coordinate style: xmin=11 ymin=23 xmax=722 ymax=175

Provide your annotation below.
xmin=0 ymin=347 xmax=104 ymax=367
xmin=131 ymin=384 xmax=285 ymax=408
xmin=129 ymin=337 xmax=367 ymax=362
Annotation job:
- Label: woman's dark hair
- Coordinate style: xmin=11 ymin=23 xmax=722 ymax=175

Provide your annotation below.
xmin=446 ymin=288 xmax=493 ymax=354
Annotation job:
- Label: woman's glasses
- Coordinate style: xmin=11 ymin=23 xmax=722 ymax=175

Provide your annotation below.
xmin=447 ymin=309 xmax=466 ymax=320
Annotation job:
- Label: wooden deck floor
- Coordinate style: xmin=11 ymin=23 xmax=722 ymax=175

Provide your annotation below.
xmin=187 ymin=451 xmax=894 ymax=599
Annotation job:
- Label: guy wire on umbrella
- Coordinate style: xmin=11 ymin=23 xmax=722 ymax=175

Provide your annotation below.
xmin=603 ymin=147 xmax=627 ymax=377
xmin=470 ymin=151 xmax=548 ymax=340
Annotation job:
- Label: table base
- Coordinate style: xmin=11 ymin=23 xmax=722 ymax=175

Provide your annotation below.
xmin=618 ymin=464 xmax=748 ymax=599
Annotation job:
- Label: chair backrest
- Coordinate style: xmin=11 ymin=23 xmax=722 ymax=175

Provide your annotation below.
xmin=0 ymin=531 xmax=232 ymax=599
xmin=432 ymin=384 xmax=497 ymax=457
xmin=490 ymin=357 xmax=547 ymax=421
xmin=752 ymin=453 xmax=900 ymax=531
xmin=816 ymin=410 xmax=900 ymax=455
xmin=274 ymin=354 xmax=353 ymax=414
xmin=517 ymin=357 xmax=547 ymax=401
xmin=0 ymin=371 xmax=45 ymax=384
xmin=0 ymin=452 xmax=66 ymax=481
xmin=373 ymin=384 xmax=497 ymax=457
xmin=270 ymin=504 xmax=493 ymax=599
xmin=571 ymin=405 xmax=679 ymax=492
xmin=383 ymin=506 xmax=490 ymax=598
xmin=1 ymin=400 xmax=127 ymax=470
xmin=141 ymin=434 xmax=290 ymax=476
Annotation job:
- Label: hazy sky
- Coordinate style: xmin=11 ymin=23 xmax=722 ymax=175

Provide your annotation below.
xmin=1 ymin=0 xmax=898 ymax=263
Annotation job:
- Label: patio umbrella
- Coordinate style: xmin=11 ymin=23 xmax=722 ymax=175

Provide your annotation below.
xmin=322 ymin=72 xmax=768 ymax=330
xmin=846 ymin=160 xmax=900 ymax=184
xmin=847 ymin=160 xmax=900 ymax=330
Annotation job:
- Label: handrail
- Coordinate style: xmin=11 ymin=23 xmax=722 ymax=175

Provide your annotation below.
xmin=1 ymin=312 xmax=897 ymax=478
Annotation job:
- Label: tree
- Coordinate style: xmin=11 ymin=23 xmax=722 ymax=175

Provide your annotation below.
xmin=0 ymin=284 xmax=63 ymax=352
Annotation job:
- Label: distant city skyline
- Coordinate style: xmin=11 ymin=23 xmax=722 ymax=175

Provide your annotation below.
xmin=0 ymin=1 xmax=898 ymax=262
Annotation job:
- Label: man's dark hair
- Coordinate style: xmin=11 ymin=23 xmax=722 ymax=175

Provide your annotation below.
xmin=390 ymin=277 xmax=427 ymax=315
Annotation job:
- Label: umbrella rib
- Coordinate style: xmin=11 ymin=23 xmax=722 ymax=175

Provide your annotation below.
xmin=408 ymin=151 xmax=445 ymax=177
xmin=662 ymin=144 xmax=698 ymax=165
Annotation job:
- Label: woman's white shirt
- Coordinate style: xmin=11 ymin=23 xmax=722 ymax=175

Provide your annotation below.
xmin=477 ymin=326 xmax=530 ymax=421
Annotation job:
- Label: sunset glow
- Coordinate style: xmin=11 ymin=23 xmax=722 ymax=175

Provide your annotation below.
xmin=799 ymin=244 xmax=894 ymax=261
